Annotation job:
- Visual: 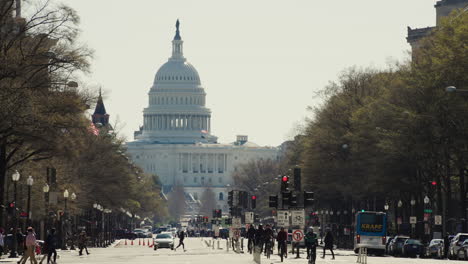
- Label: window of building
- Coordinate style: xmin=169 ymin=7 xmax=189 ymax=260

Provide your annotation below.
xmin=201 ymin=177 xmax=205 ymax=185
xmin=218 ymin=177 xmax=223 ymax=183
xmin=194 ymin=177 xmax=198 ymax=183
xmin=219 ymin=193 xmax=224 ymax=201
xmin=208 ymin=177 xmax=212 ymax=184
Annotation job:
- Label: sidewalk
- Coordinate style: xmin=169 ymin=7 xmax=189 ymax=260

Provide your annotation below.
xmin=0 ymin=240 xmax=121 ymax=263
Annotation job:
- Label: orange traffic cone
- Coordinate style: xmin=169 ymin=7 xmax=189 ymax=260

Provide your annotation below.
xmin=139 ymin=238 xmax=141 ymax=246
xmin=148 ymin=241 xmax=153 ymax=248
xmin=124 ymin=239 xmax=127 ymax=245
xmin=131 ymin=239 xmax=134 ymax=245
xmin=143 ymin=239 xmax=146 ymax=246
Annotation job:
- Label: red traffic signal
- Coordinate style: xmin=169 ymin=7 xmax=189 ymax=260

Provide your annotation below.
xmin=9 ymin=202 xmax=14 ymax=208
xmin=282 ymin=176 xmax=289 ymax=182
xmin=251 ymin=195 xmax=257 ymax=200
xmin=431 ymin=181 xmax=437 ymax=186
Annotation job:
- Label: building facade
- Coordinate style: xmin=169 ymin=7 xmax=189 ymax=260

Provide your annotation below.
xmin=126 ymin=21 xmax=279 ymax=212
xmin=407 ymin=0 xmax=467 ymax=52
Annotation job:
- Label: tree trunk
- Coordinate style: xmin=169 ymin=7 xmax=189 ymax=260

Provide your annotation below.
xmin=0 ymin=141 xmax=6 ymax=227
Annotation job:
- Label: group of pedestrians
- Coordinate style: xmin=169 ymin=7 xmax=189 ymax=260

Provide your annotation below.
xmin=14 ymin=227 xmax=58 ymax=264
xmin=245 ymin=224 xmax=336 ymax=261
xmin=0 ymin=226 xmax=92 ymax=264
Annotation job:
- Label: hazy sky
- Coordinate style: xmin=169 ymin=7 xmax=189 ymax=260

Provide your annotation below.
xmin=56 ymin=0 xmax=435 ymax=146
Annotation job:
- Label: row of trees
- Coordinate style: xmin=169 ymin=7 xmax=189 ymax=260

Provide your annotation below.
xmin=233 ymin=10 xmax=468 ymax=234
xmin=0 ymin=0 xmax=167 ymax=229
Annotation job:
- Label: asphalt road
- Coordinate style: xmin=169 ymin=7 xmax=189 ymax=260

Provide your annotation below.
xmin=0 ymin=238 xmax=456 ymax=264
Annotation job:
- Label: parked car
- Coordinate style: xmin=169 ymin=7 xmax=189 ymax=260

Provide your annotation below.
xmin=455 ymin=239 xmax=468 ymax=260
xmin=388 ymin=235 xmax=410 ymax=256
xmin=115 ymin=229 xmax=137 ymax=240
xmin=134 ymin=228 xmax=152 ymax=238
xmin=153 ymin=233 xmax=174 ymax=250
xmin=449 ymin=233 xmax=468 ymax=259
xmin=402 ymin=239 xmax=424 ymax=257
xmin=426 ymin=239 xmax=444 ymax=258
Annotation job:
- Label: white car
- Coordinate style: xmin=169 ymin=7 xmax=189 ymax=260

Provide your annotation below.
xmin=154 ymin=233 xmax=175 ymax=250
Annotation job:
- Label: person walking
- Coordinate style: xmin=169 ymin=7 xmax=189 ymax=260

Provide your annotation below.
xmin=321 ymin=230 xmax=335 ymax=260
xmin=247 ymin=225 xmax=256 ymax=254
xmin=263 ymin=224 xmax=274 ymax=256
xmin=0 ymin=228 xmax=4 ymax=258
xmin=276 ymin=227 xmax=288 ymax=259
xmin=45 ymin=228 xmax=57 ymax=264
xmin=175 ymin=230 xmax=186 ymax=251
xmin=20 ymin=227 xmax=37 ymax=264
xmin=78 ymin=231 xmax=90 ymax=256
xmin=305 ymin=227 xmax=318 ymax=262
xmin=444 ymin=232 xmax=450 ymax=259
xmin=255 ymin=225 xmax=265 ymax=253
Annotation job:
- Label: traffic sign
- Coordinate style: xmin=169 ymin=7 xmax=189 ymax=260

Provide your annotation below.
xmin=292 ymin=229 xmax=304 ymax=242
xmin=410 ymin=216 xmax=417 ymax=224
xmin=435 ymin=215 xmax=442 ymax=225
xmin=291 ymin=209 xmax=305 ymax=227
xmin=424 ymin=209 xmax=433 ymax=213
xmin=277 ymin=210 xmax=289 ymax=227
xmin=232 ymin=217 xmax=241 ymax=228
xmin=245 ymin=212 xmax=254 ymax=224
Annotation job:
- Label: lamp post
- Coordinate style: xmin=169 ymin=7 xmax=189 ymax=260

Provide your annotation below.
xmin=92 ymin=203 xmax=97 ymax=247
xmin=9 ymin=170 xmax=20 ymax=258
xmin=70 ymin=192 xmax=76 ymax=250
xmin=411 ymin=198 xmax=416 ymax=238
xmin=26 ymin=176 xmax=33 ymax=227
xmin=43 ymin=183 xmax=49 ymax=240
xmin=397 ymin=200 xmax=403 ymax=234
xmin=62 ymin=189 xmax=69 ymax=250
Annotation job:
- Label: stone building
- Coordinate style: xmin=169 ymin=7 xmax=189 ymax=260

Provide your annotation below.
xmin=407 ymin=0 xmax=468 ymax=52
xmin=126 ymin=21 xmax=279 ymax=213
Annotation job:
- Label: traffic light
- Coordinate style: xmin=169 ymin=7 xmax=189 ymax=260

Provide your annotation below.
xmin=217 ymin=209 xmax=222 ymax=218
xmin=228 ymin=190 xmax=234 ymax=207
xmin=281 ymin=176 xmax=290 ymax=192
xmin=289 ymin=194 xmax=298 ymax=207
xmin=204 ymin=216 xmax=209 ymax=223
xmin=251 ymin=195 xmax=257 ymax=209
xmin=304 ymin=191 xmax=314 ymax=207
xmin=293 ymin=168 xmax=301 ymax=192
xmin=431 ymin=181 xmax=437 ymax=186
xmin=269 ymin=195 xmax=278 ymax=208
xmin=239 ymin=191 xmax=249 ymax=208
xmin=282 ymin=191 xmax=292 ymax=207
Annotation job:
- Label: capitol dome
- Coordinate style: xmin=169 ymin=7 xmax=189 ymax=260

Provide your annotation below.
xmin=153 ymin=60 xmax=201 ymax=86
xmin=136 ymin=20 xmax=217 ymax=145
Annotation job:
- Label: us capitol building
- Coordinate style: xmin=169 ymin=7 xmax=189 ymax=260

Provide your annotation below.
xmin=126 ymin=20 xmax=279 ymax=212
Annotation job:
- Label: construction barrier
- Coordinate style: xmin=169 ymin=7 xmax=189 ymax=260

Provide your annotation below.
xmin=357 ymin=247 xmax=368 ymax=264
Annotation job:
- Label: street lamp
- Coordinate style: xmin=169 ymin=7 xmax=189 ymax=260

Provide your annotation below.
xmin=62 ymin=189 xmax=69 ymax=250
xmin=384 ymin=203 xmax=389 ymax=211
xmin=9 ymin=170 xmax=20 ymax=258
xmin=26 ymin=176 xmax=33 ymax=227
xmin=445 ymin=86 xmax=457 ymax=93
xmin=397 ymin=200 xmax=402 ymax=235
xmin=43 ymin=183 xmax=49 ymax=238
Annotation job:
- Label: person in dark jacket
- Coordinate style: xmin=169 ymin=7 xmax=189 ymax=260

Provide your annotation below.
xmin=255 ymin=225 xmax=265 ymax=253
xmin=78 ymin=231 xmax=90 ymax=255
xmin=247 ymin=225 xmax=256 ymax=253
xmin=175 ymin=230 xmax=186 ymax=251
xmin=276 ymin=227 xmax=288 ymax=258
xmin=444 ymin=233 xmax=450 ymax=259
xmin=321 ymin=230 xmax=335 ymax=259
xmin=45 ymin=228 xmax=57 ymax=264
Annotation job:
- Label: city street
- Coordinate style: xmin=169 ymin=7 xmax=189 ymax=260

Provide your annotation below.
xmin=0 ymin=238 xmax=456 ymax=264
